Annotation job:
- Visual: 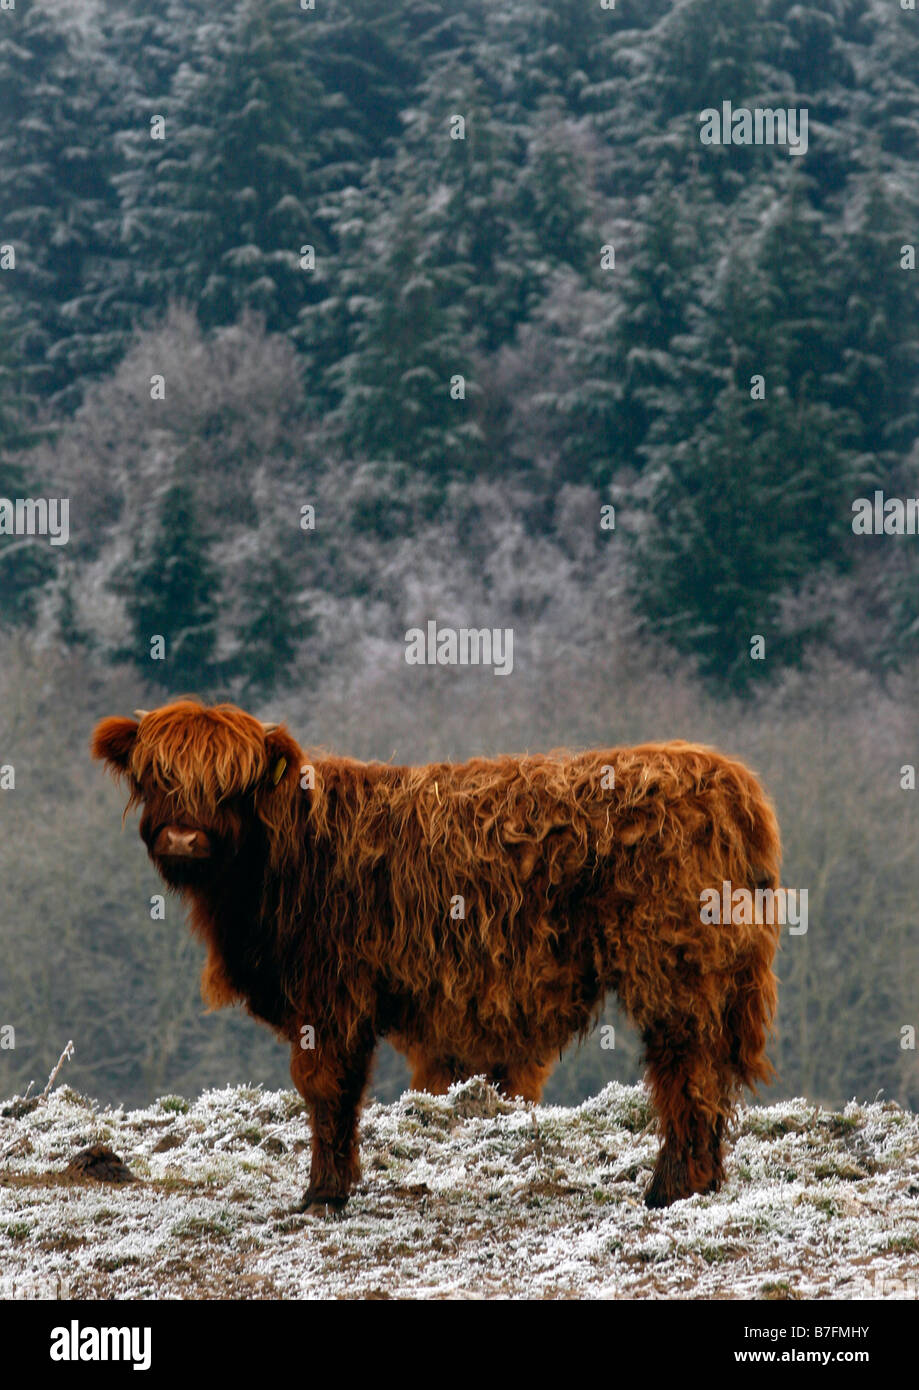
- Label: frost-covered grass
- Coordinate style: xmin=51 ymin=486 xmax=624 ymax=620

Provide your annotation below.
xmin=1 ymin=1079 xmax=918 ymax=1300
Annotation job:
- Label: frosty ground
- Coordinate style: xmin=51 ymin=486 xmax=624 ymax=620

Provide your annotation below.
xmin=1 ymin=1078 xmax=917 ymax=1300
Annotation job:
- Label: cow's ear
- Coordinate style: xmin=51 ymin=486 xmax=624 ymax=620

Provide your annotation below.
xmin=91 ymin=716 xmax=139 ymax=777
xmin=256 ymin=727 xmax=304 ymax=861
xmin=262 ymin=727 xmax=301 ymax=792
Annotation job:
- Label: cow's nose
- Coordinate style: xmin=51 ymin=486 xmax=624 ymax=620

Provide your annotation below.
xmin=166 ymin=829 xmax=198 ymax=855
xmin=153 ymin=823 xmax=212 ymax=859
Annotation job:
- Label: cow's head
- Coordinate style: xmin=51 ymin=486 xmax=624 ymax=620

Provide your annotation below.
xmin=92 ymin=701 xmax=300 ymax=888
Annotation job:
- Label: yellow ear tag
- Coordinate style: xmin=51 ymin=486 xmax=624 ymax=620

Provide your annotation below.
xmin=271 ymin=757 xmax=287 ymax=785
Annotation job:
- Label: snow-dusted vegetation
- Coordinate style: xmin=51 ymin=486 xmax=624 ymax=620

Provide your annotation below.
xmin=2 ymin=1079 xmax=917 ymax=1300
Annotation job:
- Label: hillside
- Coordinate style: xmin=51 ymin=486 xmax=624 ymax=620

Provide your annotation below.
xmin=1 ymin=1078 xmax=917 ymax=1300
xmin=3 ymin=0 xmax=919 ymax=1127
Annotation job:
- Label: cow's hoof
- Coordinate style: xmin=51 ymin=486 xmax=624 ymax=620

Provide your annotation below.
xmin=643 ymin=1169 xmax=684 ymax=1209
xmin=644 ymin=1148 xmax=694 ymax=1209
xmin=643 ymin=1179 xmax=673 ymax=1210
xmin=297 ymin=1188 xmax=349 ymax=1213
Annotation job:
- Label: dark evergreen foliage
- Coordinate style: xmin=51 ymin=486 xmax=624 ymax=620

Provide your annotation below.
xmin=122 ymin=474 xmax=219 ymax=690
xmin=2 ymin=0 xmax=918 ymax=690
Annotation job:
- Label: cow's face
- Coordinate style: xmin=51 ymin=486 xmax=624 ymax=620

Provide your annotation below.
xmin=133 ymin=780 xmax=248 ymax=888
xmin=92 ymin=702 xmax=298 ymax=890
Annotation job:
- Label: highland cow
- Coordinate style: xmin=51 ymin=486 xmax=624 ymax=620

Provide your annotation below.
xmin=92 ymin=701 xmax=781 ymax=1210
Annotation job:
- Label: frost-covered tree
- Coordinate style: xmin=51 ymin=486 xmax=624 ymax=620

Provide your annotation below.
xmin=834 ymin=179 xmax=919 ymax=464
xmin=326 ymin=191 xmax=482 ymax=482
xmin=123 ymin=0 xmax=324 ymax=335
xmin=232 ymin=550 xmax=311 ymax=706
xmin=0 ymin=0 xmax=126 ymax=406
xmin=119 ymin=0 xmax=410 ymax=345
xmin=122 ymin=472 xmax=220 ymax=691
xmin=634 ymin=386 xmax=857 ymax=689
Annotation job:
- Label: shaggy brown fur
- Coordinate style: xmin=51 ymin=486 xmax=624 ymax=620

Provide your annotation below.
xmin=92 ymin=700 xmax=781 ymax=1210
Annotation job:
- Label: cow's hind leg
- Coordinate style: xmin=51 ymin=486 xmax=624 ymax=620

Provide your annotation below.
xmin=496 ymin=1058 xmax=554 ymax=1102
xmin=641 ymin=939 xmax=778 ymax=1208
xmin=403 ymin=1045 xmax=456 ymax=1095
xmin=641 ymin=1019 xmax=732 ymax=1209
xmin=403 ymin=1045 xmax=554 ymax=1102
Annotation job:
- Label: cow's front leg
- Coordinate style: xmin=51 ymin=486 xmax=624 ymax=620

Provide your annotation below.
xmin=290 ymin=1034 xmax=374 ymax=1210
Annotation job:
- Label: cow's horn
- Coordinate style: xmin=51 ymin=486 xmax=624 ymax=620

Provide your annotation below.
xmin=134 ymin=709 xmax=150 ymax=720
xmin=261 ymin=721 xmax=280 ymax=734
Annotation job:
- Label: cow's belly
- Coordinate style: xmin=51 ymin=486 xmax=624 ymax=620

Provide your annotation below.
xmin=384 ymin=951 xmax=603 ymax=1077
